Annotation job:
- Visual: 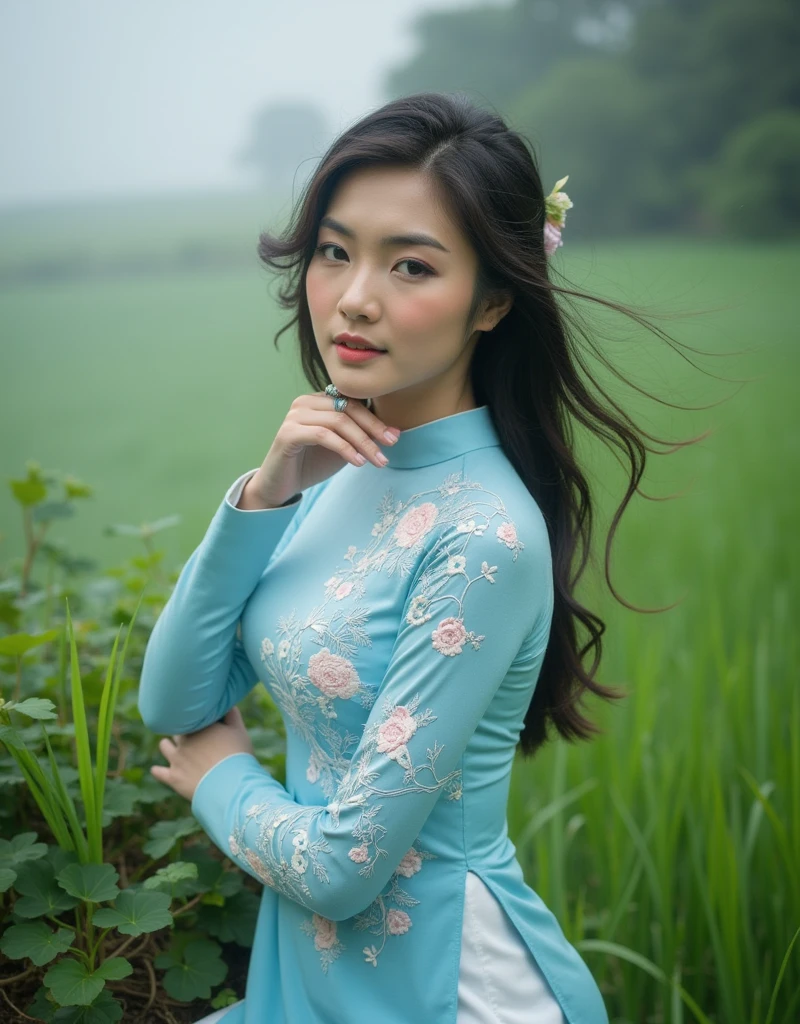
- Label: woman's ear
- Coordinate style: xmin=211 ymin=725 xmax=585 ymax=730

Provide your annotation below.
xmin=476 ymin=290 xmax=514 ymax=332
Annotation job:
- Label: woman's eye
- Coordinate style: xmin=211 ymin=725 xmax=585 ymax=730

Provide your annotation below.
xmin=314 ymin=243 xmax=432 ymax=278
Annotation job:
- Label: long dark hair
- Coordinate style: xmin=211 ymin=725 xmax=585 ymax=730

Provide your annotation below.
xmin=256 ymin=91 xmax=725 ymax=759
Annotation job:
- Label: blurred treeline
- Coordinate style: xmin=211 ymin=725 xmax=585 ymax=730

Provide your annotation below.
xmin=380 ymin=0 xmax=799 ymax=240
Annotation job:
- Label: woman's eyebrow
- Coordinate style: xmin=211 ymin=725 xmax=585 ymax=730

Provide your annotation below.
xmin=319 ymin=215 xmax=450 ymax=253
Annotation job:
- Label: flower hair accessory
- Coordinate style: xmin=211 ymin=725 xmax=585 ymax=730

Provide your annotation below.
xmin=544 ymin=175 xmax=573 ymax=257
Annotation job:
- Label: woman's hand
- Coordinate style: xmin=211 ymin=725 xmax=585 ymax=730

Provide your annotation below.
xmin=246 ymin=391 xmax=402 ymax=508
xmin=150 ymin=705 xmax=255 ymax=803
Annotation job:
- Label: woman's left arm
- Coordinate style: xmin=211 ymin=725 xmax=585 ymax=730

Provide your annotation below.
xmin=189 ymin=513 xmax=553 ymax=922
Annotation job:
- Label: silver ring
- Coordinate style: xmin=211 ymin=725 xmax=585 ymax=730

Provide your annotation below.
xmin=325 ymin=383 xmax=348 ymax=412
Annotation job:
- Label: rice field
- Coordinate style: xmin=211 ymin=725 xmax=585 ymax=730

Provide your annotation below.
xmin=1 ymin=194 xmax=797 ymax=1021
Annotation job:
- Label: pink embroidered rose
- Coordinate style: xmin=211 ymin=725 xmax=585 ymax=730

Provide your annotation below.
xmin=396 ymin=848 xmax=422 ymax=878
xmin=496 ymin=521 xmax=518 ymax=547
xmin=393 ymin=501 xmax=438 ymax=549
xmin=245 ymin=849 xmax=274 ymax=887
xmin=312 ymin=913 xmax=338 ymax=950
xmin=308 ymin=648 xmax=360 ymax=700
xmin=377 ymin=706 xmax=418 ymax=757
xmin=335 ymin=581 xmax=354 ymax=600
xmin=386 ymin=909 xmax=412 ymax=935
xmin=431 ymin=616 xmax=468 ymax=656
xmin=348 ymin=844 xmax=370 ymax=863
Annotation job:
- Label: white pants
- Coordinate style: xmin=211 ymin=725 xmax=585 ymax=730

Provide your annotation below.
xmin=193 ymin=873 xmax=565 ymax=1024
xmin=457 ymin=870 xmax=566 ymax=1023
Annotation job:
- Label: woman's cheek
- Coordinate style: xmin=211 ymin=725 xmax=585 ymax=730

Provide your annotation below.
xmin=305 ymin=268 xmax=333 ymax=318
xmin=394 ymin=289 xmax=461 ymax=336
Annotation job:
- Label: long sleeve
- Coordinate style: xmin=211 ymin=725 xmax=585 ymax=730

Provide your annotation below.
xmin=137 ymin=469 xmax=328 ymax=736
xmin=189 ymin=508 xmax=554 ymax=922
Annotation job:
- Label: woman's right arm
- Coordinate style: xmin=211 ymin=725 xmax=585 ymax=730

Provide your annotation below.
xmin=136 ymin=469 xmax=326 ymax=736
xmin=137 ymin=392 xmax=401 ymax=737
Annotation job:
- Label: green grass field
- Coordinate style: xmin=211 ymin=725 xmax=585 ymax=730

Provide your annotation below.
xmin=1 ymin=195 xmax=797 ymax=1021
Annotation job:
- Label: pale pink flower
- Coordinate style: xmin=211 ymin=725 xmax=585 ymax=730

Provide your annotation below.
xmin=431 ymin=616 xmax=468 ymax=656
xmin=393 ymin=502 xmax=438 ymax=548
xmin=496 ymin=521 xmax=518 ymax=547
xmin=245 ymin=849 xmax=274 ymax=887
xmin=386 ymin=909 xmax=412 ymax=935
xmin=348 ymin=844 xmax=370 ymax=863
xmin=544 ymin=221 xmax=563 ymax=257
xmin=312 ymin=914 xmax=338 ymax=950
xmin=377 ymin=706 xmax=418 ymax=757
xmin=308 ymin=648 xmax=360 ymax=700
xmin=335 ymin=581 xmax=354 ymax=600
xmin=396 ymin=848 xmax=422 ymax=878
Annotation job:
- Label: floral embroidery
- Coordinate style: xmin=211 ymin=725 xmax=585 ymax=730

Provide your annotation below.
xmin=396 ymin=848 xmax=422 ymax=877
xmin=376 ymin=706 xmax=417 ymax=760
xmin=393 ymin=501 xmax=438 ymax=548
xmin=308 ymin=648 xmax=361 ymax=700
xmin=228 ymin=469 xmax=527 ymax=969
xmin=353 ymin=843 xmax=436 ymax=967
xmin=299 ymin=913 xmax=345 ymax=973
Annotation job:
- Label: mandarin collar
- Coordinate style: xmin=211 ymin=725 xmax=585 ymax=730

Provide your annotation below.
xmin=381 ymin=405 xmax=500 ymax=470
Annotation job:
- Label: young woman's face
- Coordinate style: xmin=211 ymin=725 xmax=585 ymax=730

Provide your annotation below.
xmin=305 ymin=165 xmax=508 ymax=426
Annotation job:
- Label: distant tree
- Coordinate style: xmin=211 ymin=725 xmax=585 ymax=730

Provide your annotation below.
xmin=236 ymin=101 xmax=331 ymax=194
xmin=698 ymin=109 xmax=800 ymax=239
xmin=382 ymin=0 xmax=643 ymax=112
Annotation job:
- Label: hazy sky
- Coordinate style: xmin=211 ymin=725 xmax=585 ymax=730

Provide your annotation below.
xmin=0 ymin=0 xmax=511 ymax=209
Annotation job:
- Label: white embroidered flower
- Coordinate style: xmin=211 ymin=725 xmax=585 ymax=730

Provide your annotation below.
xmin=260 ymin=637 xmax=274 ymax=659
xmin=377 ymin=706 xmax=418 ymax=759
xmin=277 ymin=639 xmax=290 ymax=660
xmin=306 ymin=757 xmax=320 ymax=784
xmin=396 ymin=848 xmax=422 ymax=878
xmin=345 ymin=545 xmax=358 ymax=559
xmin=334 ymin=581 xmax=354 ymax=600
xmin=431 ymin=616 xmax=468 ymax=656
xmin=292 ymin=829 xmax=309 ymax=852
xmin=393 ymin=501 xmax=438 ymax=548
xmin=446 ymin=554 xmax=467 ymax=574
xmin=386 ymin=909 xmax=412 ymax=935
xmin=324 ymin=575 xmax=341 ymax=588
xmin=481 ymin=560 xmax=497 ymax=582
xmin=456 ymin=519 xmax=476 ymax=533
xmin=348 ymin=843 xmax=370 ymax=863
xmin=307 ymin=648 xmax=361 ymax=700
xmin=291 ymin=850 xmax=308 ymax=874
xmin=228 ymin=836 xmax=240 ymax=856
xmin=405 ymin=594 xmax=430 ymax=626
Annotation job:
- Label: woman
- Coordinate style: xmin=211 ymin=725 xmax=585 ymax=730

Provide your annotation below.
xmin=138 ymin=92 xmax=702 ymax=1023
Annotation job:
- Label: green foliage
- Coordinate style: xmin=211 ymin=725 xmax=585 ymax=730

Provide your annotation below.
xmin=700 ymin=110 xmax=800 ymax=239
xmin=0 ymin=467 xmax=285 ymax=1019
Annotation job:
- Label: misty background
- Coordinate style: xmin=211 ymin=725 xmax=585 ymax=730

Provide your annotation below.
xmin=1 ymin=3 xmax=798 ymax=1019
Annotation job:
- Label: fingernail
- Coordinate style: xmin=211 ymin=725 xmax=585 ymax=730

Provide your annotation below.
xmin=384 ymin=429 xmax=401 ymax=443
